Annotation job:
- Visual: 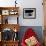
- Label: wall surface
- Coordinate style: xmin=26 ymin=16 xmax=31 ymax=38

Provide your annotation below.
xmin=18 ymin=0 xmax=44 ymax=26
xmin=0 ymin=0 xmax=44 ymax=26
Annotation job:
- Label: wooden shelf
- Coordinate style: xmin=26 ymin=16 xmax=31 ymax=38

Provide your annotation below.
xmin=0 ymin=7 xmax=19 ymax=24
xmin=2 ymin=40 xmax=19 ymax=42
xmin=0 ymin=24 xmax=20 ymax=32
xmin=0 ymin=40 xmax=19 ymax=46
xmin=0 ymin=7 xmax=20 ymax=46
xmin=0 ymin=7 xmax=19 ymax=10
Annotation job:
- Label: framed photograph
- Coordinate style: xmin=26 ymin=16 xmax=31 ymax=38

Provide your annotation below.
xmin=2 ymin=10 xmax=9 ymax=15
xmin=23 ymin=8 xmax=36 ymax=19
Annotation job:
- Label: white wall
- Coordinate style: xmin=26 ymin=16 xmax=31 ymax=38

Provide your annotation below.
xmin=18 ymin=0 xmax=44 ymax=26
xmin=0 ymin=0 xmax=44 ymax=26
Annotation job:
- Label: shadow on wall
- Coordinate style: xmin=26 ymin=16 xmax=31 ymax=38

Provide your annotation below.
xmin=18 ymin=26 xmax=44 ymax=44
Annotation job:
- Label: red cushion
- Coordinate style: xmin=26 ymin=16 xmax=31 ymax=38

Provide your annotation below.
xmin=21 ymin=28 xmax=41 ymax=46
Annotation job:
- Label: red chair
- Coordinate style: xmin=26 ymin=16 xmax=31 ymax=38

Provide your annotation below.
xmin=21 ymin=28 xmax=41 ymax=46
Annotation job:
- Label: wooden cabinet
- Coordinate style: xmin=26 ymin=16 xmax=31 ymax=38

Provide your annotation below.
xmin=0 ymin=7 xmax=20 ymax=46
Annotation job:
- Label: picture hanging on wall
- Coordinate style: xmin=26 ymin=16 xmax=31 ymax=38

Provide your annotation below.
xmin=23 ymin=8 xmax=36 ymax=19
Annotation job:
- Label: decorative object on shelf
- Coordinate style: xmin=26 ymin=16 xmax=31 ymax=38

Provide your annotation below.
xmin=1 ymin=27 xmax=19 ymax=41
xmin=2 ymin=16 xmax=8 ymax=24
xmin=13 ymin=28 xmax=18 ymax=41
xmin=14 ymin=28 xmax=17 ymax=32
xmin=9 ymin=9 xmax=18 ymax=15
xmin=23 ymin=8 xmax=36 ymax=19
xmin=13 ymin=32 xmax=18 ymax=41
xmin=2 ymin=10 xmax=9 ymax=15
xmin=5 ymin=18 xmax=8 ymax=24
xmin=1 ymin=28 xmax=13 ymax=41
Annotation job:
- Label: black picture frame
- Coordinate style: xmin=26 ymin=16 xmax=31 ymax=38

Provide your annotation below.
xmin=23 ymin=8 xmax=36 ymax=19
